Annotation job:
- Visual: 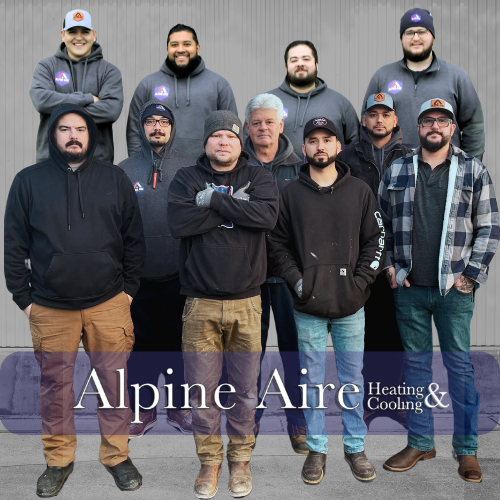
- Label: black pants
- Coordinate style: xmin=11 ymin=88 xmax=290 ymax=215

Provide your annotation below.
xmin=127 ymin=277 xmax=186 ymax=408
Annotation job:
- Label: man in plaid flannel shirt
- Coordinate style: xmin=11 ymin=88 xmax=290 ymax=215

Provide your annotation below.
xmin=378 ymin=98 xmax=499 ymax=483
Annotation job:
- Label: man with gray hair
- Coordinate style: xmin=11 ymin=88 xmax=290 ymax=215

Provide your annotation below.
xmin=244 ymin=93 xmax=307 ymax=454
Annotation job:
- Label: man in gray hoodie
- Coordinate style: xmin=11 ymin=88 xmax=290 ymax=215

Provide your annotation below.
xmin=363 ymin=7 xmax=484 ymax=158
xmin=126 ymin=24 xmax=237 ymax=159
xmin=262 ymin=40 xmax=360 ymax=156
xmin=30 ymin=9 xmax=123 ymax=164
xmin=120 ymin=101 xmax=193 ymax=438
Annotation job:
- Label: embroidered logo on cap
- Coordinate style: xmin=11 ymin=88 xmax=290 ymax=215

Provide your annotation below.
xmin=134 ymin=182 xmax=144 ymax=195
xmin=411 ymin=14 xmax=421 ymax=22
xmin=232 ymin=124 xmax=240 ymax=134
xmin=283 ymin=108 xmax=288 ymax=119
xmin=370 ymin=261 xmax=380 ymax=270
xmin=55 ymin=71 xmax=70 ymax=87
xmin=340 ymin=268 xmax=347 ymax=276
xmin=156 ymin=104 xmax=166 ymax=111
xmin=431 ymin=99 xmax=445 ymax=108
xmin=154 ymin=86 xmax=169 ymax=100
xmin=73 ymin=11 xmax=84 ymax=22
xmin=374 ymin=93 xmax=385 ymax=102
xmin=388 ymin=80 xmax=403 ymax=94
xmin=313 ymin=117 xmax=327 ymax=126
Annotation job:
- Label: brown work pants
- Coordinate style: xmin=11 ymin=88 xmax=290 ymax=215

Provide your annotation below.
xmin=29 ymin=291 xmax=134 ymax=467
xmin=182 ymin=296 xmax=262 ymax=465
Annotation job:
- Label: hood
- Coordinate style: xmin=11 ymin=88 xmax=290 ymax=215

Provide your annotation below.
xmin=245 ymin=133 xmax=299 ymax=170
xmin=159 ymin=57 xmax=206 ymax=108
xmin=359 ymin=124 xmax=404 ymax=152
xmin=196 ymin=151 xmax=251 ymax=176
xmin=298 ymin=159 xmax=351 ymax=194
xmin=278 ymin=77 xmax=328 ymax=132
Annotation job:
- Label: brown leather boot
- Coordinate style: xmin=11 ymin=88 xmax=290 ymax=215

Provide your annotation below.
xmin=457 ymin=454 xmax=482 ymax=483
xmin=287 ymin=423 xmax=309 ymax=454
xmin=194 ymin=464 xmax=221 ymax=499
xmin=228 ymin=461 xmax=252 ymax=498
xmin=301 ymin=451 xmax=326 ymax=484
xmin=167 ymin=409 xmax=193 ymax=434
xmin=383 ymin=445 xmax=436 ymax=472
xmin=344 ymin=451 xmax=376 ymax=481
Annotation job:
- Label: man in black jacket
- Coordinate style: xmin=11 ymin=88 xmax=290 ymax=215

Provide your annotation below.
xmin=4 ymin=104 xmax=145 ymax=496
xmin=268 ymin=117 xmax=384 ymax=485
xmin=338 ymin=93 xmax=412 ymax=428
xmin=168 ymin=111 xmax=279 ymax=499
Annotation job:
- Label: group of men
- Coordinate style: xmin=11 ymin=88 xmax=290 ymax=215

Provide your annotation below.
xmin=3 ymin=6 xmax=498 ymax=499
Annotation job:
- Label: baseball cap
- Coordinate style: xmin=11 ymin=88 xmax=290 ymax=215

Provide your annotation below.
xmin=63 ymin=9 xmax=93 ymax=31
xmin=303 ymin=117 xmax=337 ymax=142
xmin=418 ymin=99 xmax=455 ymax=121
xmin=365 ymin=93 xmax=394 ymax=112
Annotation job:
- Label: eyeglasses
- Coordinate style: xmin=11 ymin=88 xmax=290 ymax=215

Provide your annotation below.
xmin=144 ymin=118 xmax=171 ymax=127
xmin=403 ymin=28 xmax=430 ymax=38
xmin=419 ymin=117 xmax=453 ymax=128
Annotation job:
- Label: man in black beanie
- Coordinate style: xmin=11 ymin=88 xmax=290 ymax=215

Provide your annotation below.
xmin=363 ymin=7 xmax=485 ymax=159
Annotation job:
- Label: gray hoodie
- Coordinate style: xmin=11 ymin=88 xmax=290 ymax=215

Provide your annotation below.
xmin=263 ymin=78 xmax=360 ymax=155
xmin=126 ymin=57 xmax=237 ymax=159
xmin=119 ymin=101 xmax=193 ymax=281
xmin=30 ymin=42 xmax=123 ymax=164
xmin=363 ymin=54 xmax=485 ymax=158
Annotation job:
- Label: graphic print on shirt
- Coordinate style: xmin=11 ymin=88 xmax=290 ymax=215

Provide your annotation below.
xmin=283 ymin=108 xmax=288 ymax=119
xmin=388 ymin=80 xmax=403 ymax=94
xmin=212 ymin=184 xmax=234 ymax=228
xmin=154 ymin=86 xmax=170 ymax=100
xmin=134 ymin=181 xmax=144 ymax=195
xmin=55 ymin=71 xmax=71 ymax=87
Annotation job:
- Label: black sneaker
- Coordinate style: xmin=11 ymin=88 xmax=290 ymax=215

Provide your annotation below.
xmin=36 ymin=462 xmax=74 ymax=497
xmin=104 ymin=457 xmax=142 ymax=491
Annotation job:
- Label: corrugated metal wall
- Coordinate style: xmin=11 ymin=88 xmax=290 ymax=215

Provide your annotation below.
xmin=0 ymin=0 xmax=498 ymax=347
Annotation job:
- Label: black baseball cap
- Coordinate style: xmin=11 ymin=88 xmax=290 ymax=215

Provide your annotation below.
xmin=303 ymin=117 xmax=337 ymax=142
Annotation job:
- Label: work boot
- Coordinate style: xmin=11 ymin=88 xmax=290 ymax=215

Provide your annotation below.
xmin=301 ymin=451 xmax=326 ymax=484
xmin=167 ymin=409 xmax=193 ymax=434
xmin=228 ymin=461 xmax=252 ymax=498
xmin=36 ymin=462 xmax=74 ymax=497
xmin=129 ymin=408 xmax=157 ymax=438
xmin=287 ymin=422 xmax=309 ymax=454
xmin=344 ymin=451 xmax=376 ymax=481
xmin=194 ymin=464 xmax=222 ymax=499
xmin=104 ymin=457 xmax=142 ymax=491
xmin=383 ymin=445 xmax=436 ymax=472
xmin=457 ymin=454 xmax=482 ymax=482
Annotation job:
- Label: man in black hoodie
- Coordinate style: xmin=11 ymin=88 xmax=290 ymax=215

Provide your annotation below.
xmin=30 ymin=9 xmax=123 ymax=164
xmin=4 ymin=104 xmax=145 ymax=496
xmin=120 ymin=101 xmax=193 ymax=438
xmin=168 ymin=111 xmax=279 ymax=499
xmin=337 ymin=93 xmax=412 ymax=428
xmin=268 ymin=117 xmax=385 ymax=485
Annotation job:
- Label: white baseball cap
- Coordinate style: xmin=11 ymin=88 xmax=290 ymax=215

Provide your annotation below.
xmin=63 ymin=9 xmax=93 ymax=31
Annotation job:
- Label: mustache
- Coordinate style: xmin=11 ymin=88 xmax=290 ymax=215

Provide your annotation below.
xmin=149 ymin=131 xmax=166 ymax=137
xmin=65 ymin=140 xmax=83 ymax=148
xmin=425 ymin=131 xmax=444 ymax=138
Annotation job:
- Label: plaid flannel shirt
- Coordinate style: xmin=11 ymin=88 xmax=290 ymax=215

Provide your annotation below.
xmin=378 ymin=145 xmax=499 ymax=296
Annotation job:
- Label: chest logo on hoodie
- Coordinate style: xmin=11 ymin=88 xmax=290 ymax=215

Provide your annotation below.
xmin=388 ymin=80 xmax=403 ymax=94
xmin=283 ymin=108 xmax=288 ymax=119
xmin=212 ymin=184 xmax=234 ymax=229
xmin=55 ymin=72 xmax=71 ymax=87
xmin=154 ymin=86 xmax=170 ymax=100
xmin=134 ymin=182 xmax=144 ymax=195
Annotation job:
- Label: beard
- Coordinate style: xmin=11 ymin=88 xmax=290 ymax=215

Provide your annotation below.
xmin=206 ymin=150 xmax=239 ymax=167
xmin=58 ymin=140 xmax=88 ymax=164
xmin=366 ymin=125 xmax=392 ymax=140
xmin=306 ymin=151 xmax=336 ymax=169
xmin=403 ymin=42 xmax=433 ymax=62
xmin=165 ymin=53 xmax=201 ymax=77
xmin=148 ymin=131 xmax=168 ymax=149
xmin=420 ymin=130 xmax=450 ymax=152
xmin=286 ymin=66 xmax=318 ymax=88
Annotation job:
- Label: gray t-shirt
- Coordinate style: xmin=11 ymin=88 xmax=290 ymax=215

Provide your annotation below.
xmin=408 ymin=148 xmax=451 ymax=286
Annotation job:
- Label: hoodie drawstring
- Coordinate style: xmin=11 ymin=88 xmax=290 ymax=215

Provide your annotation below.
xmin=148 ymin=151 xmax=164 ymax=188
xmin=293 ymin=96 xmax=301 ymax=132
xmin=300 ymin=93 xmax=311 ymax=126
xmin=77 ymin=171 xmax=85 ymax=218
xmin=186 ymin=75 xmax=191 ymax=105
xmin=68 ymin=58 xmax=88 ymax=93
xmin=82 ymin=59 xmax=88 ymax=94
xmin=69 ymin=60 xmax=76 ymax=93
xmin=174 ymin=76 xmax=179 ymax=108
xmin=67 ymin=169 xmax=72 ymax=230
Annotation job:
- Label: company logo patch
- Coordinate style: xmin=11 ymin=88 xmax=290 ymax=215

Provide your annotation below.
xmin=283 ymin=108 xmax=288 ymax=119
xmin=431 ymin=99 xmax=445 ymax=108
xmin=388 ymin=80 xmax=403 ymax=94
xmin=313 ymin=117 xmax=327 ymax=127
xmin=370 ymin=261 xmax=380 ymax=270
xmin=73 ymin=11 xmax=84 ymax=22
xmin=232 ymin=124 xmax=240 ymax=134
xmin=156 ymin=104 xmax=166 ymax=111
xmin=55 ymin=71 xmax=71 ymax=87
xmin=374 ymin=93 xmax=385 ymax=102
xmin=411 ymin=14 xmax=421 ymax=22
xmin=154 ymin=86 xmax=169 ymax=100
xmin=212 ymin=184 xmax=234 ymax=228
xmin=340 ymin=268 xmax=347 ymax=276
xmin=134 ymin=182 xmax=144 ymax=195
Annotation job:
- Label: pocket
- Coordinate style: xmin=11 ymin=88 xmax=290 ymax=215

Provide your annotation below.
xmin=184 ymin=244 xmax=253 ymax=295
xmin=43 ymin=251 xmax=118 ymax=299
xmin=456 ymin=184 xmax=474 ymax=217
xmin=387 ymin=183 xmax=407 ymax=217
xmin=249 ymin=295 xmax=262 ymax=314
xmin=182 ymin=297 xmax=198 ymax=321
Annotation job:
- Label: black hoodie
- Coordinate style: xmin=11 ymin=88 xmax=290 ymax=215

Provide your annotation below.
xmin=168 ymin=153 xmax=279 ymax=300
xmin=268 ymin=161 xmax=385 ymax=319
xmin=4 ymin=104 xmax=145 ymax=310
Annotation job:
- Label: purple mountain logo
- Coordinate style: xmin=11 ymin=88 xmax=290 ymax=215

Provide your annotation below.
xmin=55 ymin=72 xmax=70 ymax=87
xmin=154 ymin=86 xmax=169 ymax=100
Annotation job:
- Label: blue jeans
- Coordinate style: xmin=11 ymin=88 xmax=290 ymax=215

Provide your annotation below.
xmin=393 ymin=284 xmax=479 ymax=455
xmin=295 ymin=307 xmax=366 ymax=454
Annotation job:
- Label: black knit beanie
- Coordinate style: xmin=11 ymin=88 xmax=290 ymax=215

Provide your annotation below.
xmin=400 ymin=8 xmax=435 ymax=38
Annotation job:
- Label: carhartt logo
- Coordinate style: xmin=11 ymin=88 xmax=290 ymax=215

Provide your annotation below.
xmin=431 ymin=99 xmax=444 ymax=108
xmin=283 ymin=108 xmax=288 ymax=118
xmin=411 ymin=14 xmax=421 ymax=22
xmin=55 ymin=71 xmax=70 ymax=87
xmin=388 ymin=80 xmax=403 ymax=94
xmin=134 ymin=182 xmax=144 ymax=195
xmin=73 ymin=11 xmax=84 ymax=22
xmin=313 ymin=117 xmax=327 ymax=126
xmin=154 ymin=86 xmax=169 ymax=100
xmin=232 ymin=124 xmax=240 ymax=134
xmin=374 ymin=93 xmax=385 ymax=102
xmin=370 ymin=261 xmax=380 ymax=270
xmin=340 ymin=268 xmax=347 ymax=276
